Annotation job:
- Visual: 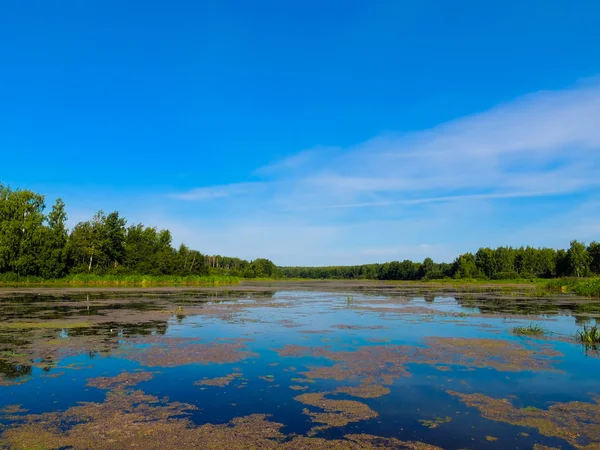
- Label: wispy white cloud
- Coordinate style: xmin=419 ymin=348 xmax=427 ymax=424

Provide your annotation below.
xmin=155 ymin=79 xmax=600 ymax=264
xmin=170 ymin=182 xmax=264 ymax=201
xmin=252 ymin=148 xmax=333 ymax=177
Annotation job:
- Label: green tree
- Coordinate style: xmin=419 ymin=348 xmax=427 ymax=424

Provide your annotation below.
xmin=567 ymin=240 xmax=591 ymax=277
xmin=588 ymin=241 xmax=600 ymax=275
xmin=102 ymin=211 xmax=127 ymax=270
xmin=0 ymin=185 xmax=46 ymax=276
xmin=475 ymin=248 xmax=494 ymax=278
xmin=67 ymin=211 xmax=108 ymax=273
xmin=418 ymin=257 xmax=435 ymax=279
xmin=555 ymin=249 xmax=570 ymax=277
xmin=493 ymin=246 xmax=516 ymax=275
xmin=250 ymin=258 xmax=278 ymax=278
xmin=453 ymin=253 xmax=479 ymax=279
xmin=39 ymin=198 xmax=68 ymax=278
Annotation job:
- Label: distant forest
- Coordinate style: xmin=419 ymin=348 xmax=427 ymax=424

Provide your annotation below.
xmin=280 ymin=240 xmax=599 ymax=280
xmin=1 ymin=184 xmax=599 ymax=281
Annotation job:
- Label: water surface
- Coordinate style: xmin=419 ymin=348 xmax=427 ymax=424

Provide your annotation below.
xmin=0 ymin=283 xmax=599 ymax=449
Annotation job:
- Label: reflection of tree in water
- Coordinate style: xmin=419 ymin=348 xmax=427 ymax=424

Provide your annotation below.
xmin=455 ymin=296 xmax=600 ymax=318
xmin=0 ymin=320 xmax=170 ymax=383
xmin=0 ymin=290 xmax=276 ymax=383
xmin=0 ymin=358 xmax=32 ymax=380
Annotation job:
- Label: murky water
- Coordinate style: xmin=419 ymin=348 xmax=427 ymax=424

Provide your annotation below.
xmin=0 ymin=283 xmax=599 ymax=449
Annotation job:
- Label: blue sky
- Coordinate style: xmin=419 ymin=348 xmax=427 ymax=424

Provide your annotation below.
xmin=1 ymin=1 xmax=599 ymax=265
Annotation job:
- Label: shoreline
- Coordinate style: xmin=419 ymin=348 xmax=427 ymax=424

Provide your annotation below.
xmin=0 ymin=278 xmax=551 ymax=296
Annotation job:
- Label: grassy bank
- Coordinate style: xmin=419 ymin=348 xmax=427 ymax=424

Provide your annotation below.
xmin=0 ymin=274 xmax=241 ymax=287
xmin=546 ymin=277 xmax=600 ymax=297
xmin=2 ymin=274 xmax=599 ymax=296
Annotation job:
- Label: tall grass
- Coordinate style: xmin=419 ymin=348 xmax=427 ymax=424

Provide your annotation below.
xmin=546 ymin=277 xmax=600 ymax=297
xmin=576 ymin=324 xmax=600 ymax=345
xmin=512 ymin=323 xmax=550 ymax=336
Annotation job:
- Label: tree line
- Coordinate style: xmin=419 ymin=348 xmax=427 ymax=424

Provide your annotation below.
xmin=0 ymin=184 xmax=278 ymax=280
xmin=2 ymin=183 xmax=599 ymax=282
xmin=281 ymin=242 xmax=600 ymax=280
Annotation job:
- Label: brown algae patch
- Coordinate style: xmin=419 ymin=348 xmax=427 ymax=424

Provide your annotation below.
xmin=421 ymin=337 xmax=562 ymax=372
xmin=300 ymin=346 xmax=411 ymax=385
xmin=0 ymin=376 xmax=30 ymax=387
xmin=40 ymin=371 xmax=66 ymax=379
xmin=294 ymin=392 xmax=378 ymax=432
xmin=119 ymin=338 xmax=257 ymax=367
xmin=275 ymin=337 xmax=563 ymax=408
xmin=298 ymin=330 xmax=333 ymax=334
xmin=278 ymin=336 xmax=562 ymax=385
xmin=283 ymin=434 xmax=442 ymax=449
xmin=448 ymin=391 xmax=600 ymax=449
xmin=289 ymin=385 xmax=309 ymax=391
xmin=259 ymin=375 xmax=276 ymax=382
xmin=0 ymin=405 xmax=28 ymax=415
xmin=87 ymin=371 xmax=153 ymax=390
xmin=0 ymin=404 xmax=29 ymax=420
xmin=335 ymin=381 xmax=391 ymax=399
xmin=0 ymin=387 xmax=437 ymax=450
xmin=332 ymin=324 xmax=387 ymax=330
xmin=194 ymin=372 xmax=241 ymax=387
xmin=418 ymin=416 xmax=452 ymax=429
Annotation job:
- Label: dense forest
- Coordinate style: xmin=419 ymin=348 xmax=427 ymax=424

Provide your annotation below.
xmin=1 ymin=183 xmax=599 ymax=282
xmin=0 ymin=184 xmax=278 ymax=280
xmin=281 ymin=242 xmax=600 ymax=280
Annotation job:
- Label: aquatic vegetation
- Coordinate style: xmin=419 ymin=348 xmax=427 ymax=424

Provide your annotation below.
xmin=287 ymin=435 xmax=443 ymax=449
xmin=419 ymin=337 xmax=562 ymax=372
xmin=0 ymin=404 xmax=28 ymax=415
xmin=576 ymin=324 xmax=600 ymax=345
xmin=547 ymin=277 xmax=600 ymax=298
xmin=87 ymin=371 xmax=153 ymax=390
xmin=332 ymin=324 xmax=386 ymax=330
xmin=448 ymin=391 xmax=600 ymax=449
xmin=419 ymin=416 xmax=452 ymax=429
xmin=0 ymin=386 xmax=436 ymax=449
xmin=194 ymin=372 xmax=241 ymax=387
xmin=39 ymin=371 xmax=66 ymax=378
xmin=0 ymin=404 xmax=29 ymax=422
xmin=512 ymin=323 xmax=550 ymax=336
xmin=118 ymin=337 xmax=257 ymax=367
xmin=0 ymin=321 xmax=90 ymax=330
xmin=259 ymin=375 xmax=276 ymax=382
xmin=278 ymin=337 xmax=562 ymax=387
xmin=294 ymin=392 xmax=378 ymax=432
xmin=335 ymin=382 xmax=390 ymax=399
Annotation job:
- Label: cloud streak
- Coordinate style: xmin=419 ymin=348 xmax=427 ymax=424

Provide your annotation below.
xmin=171 ymin=183 xmax=264 ymax=201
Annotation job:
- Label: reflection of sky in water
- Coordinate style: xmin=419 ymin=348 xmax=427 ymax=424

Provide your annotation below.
xmin=1 ymin=288 xmax=599 ymax=449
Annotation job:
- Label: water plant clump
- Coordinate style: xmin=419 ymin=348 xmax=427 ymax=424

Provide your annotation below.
xmin=512 ymin=323 xmax=550 ymax=336
xmin=576 ymin=324 xmax=600 ymax=346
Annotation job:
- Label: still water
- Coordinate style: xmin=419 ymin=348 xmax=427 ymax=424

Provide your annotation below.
xmin=0 ymin=283 xmax=599 ymax=449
